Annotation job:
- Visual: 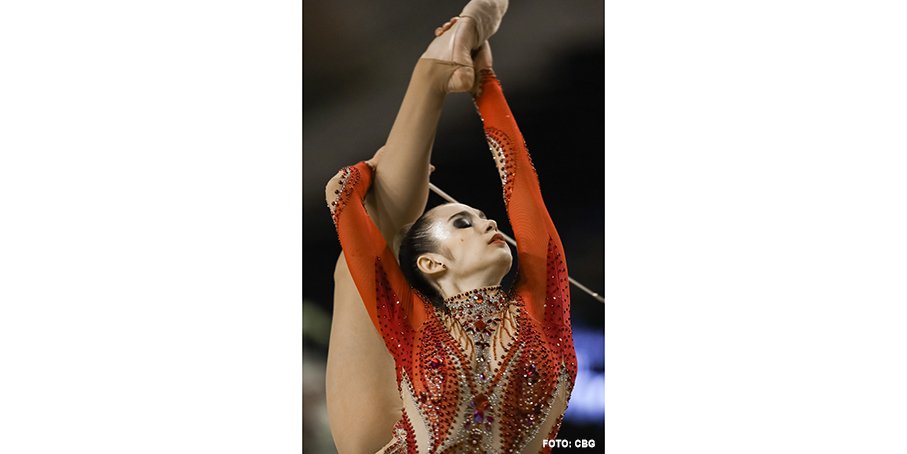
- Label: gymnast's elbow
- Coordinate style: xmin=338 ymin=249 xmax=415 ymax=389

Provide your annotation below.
xmin=325 ymin=169 xmax=346 ymax=207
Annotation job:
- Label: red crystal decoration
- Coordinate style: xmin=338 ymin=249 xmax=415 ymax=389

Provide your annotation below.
xmin=330 ymin=87 xmax=582 ymax=450
xmin=472 ymin=394 xmax=490 ymax=424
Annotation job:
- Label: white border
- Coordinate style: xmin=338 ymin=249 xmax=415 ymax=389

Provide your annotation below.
xmin=0 ymin=1 xmax=302 ymax=452
xmin=607 ymin=1 xmax=907 ymax=452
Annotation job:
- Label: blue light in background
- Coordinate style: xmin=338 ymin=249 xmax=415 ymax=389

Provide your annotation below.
xmin=564 ymin=325 xmax=605 ymax=424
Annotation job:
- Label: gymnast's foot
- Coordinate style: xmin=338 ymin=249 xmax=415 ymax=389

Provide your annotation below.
xmin=420 ymin=0 xmax=508 ymax=93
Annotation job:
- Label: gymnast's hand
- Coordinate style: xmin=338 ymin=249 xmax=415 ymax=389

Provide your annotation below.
xmin=471 ymin=42 xmax=493 ymax=97
xmin=434 ymin=16 xmax=459 ymax=38
xmin=433 ymin=17 xmax=494 ymax=97
xmin=474 ymin=42 xmax=493 ymax=73
xmin=433 ymin=16 xmax=493 ymax=70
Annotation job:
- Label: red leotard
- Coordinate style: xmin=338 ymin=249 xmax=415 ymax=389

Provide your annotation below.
xmin=328 ymin=72 xmax=577 ymax=453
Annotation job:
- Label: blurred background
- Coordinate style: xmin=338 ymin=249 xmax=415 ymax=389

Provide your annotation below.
xmin=303 ymin=1 xmax=603 ymax=451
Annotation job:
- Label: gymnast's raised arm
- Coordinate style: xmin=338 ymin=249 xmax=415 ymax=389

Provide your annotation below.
xmin=351 ymin=14 xmax=488 ymax=243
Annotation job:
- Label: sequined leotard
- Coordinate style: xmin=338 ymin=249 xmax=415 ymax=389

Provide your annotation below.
xmin=329 ymin=72 xmax=577 ymax=453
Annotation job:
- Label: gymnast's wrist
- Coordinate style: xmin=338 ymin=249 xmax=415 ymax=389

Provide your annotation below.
xmin=478 ymin=68 xmax=499 ymax=88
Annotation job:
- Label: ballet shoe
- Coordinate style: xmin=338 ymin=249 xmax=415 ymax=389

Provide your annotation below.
xmin=420 ymin=17 xmax=478 ymax=92
xmin=420 ymin=0 xmax=508 ymax=93
xmin=459 ymin=0 xmax=508 ymax=44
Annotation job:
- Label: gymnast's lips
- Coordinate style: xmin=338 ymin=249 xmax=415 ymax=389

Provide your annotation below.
xmin=488 ymin=233 xmax=505 ymax=244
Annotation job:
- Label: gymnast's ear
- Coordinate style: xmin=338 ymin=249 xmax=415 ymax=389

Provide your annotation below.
xmin=416 ymin=253 xmax=447 ymax=277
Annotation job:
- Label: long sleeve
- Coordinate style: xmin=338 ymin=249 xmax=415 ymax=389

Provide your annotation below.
xmin=327 ymin=162 xmax=428 ymax=363
xmin=474 ymin=72 xmax=572 ymax=340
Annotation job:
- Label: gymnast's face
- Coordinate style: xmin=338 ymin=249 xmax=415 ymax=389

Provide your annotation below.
xmin=419 ymin=203 xmax=513 ymax=285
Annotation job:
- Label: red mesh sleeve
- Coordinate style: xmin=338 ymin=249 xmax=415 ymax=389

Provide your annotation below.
xmin=474 ymin=73 xmax=571 ymax=330
xmin=328 ymin=162 xmax=427 ymax=360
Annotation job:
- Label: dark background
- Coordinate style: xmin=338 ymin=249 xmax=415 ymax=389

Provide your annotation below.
xmin=303 ymin=1 xmax=603 ymax=451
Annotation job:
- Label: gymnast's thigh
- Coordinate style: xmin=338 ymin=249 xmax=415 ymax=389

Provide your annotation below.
xmin=326 ymin=254 xmax=402 ymax=453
